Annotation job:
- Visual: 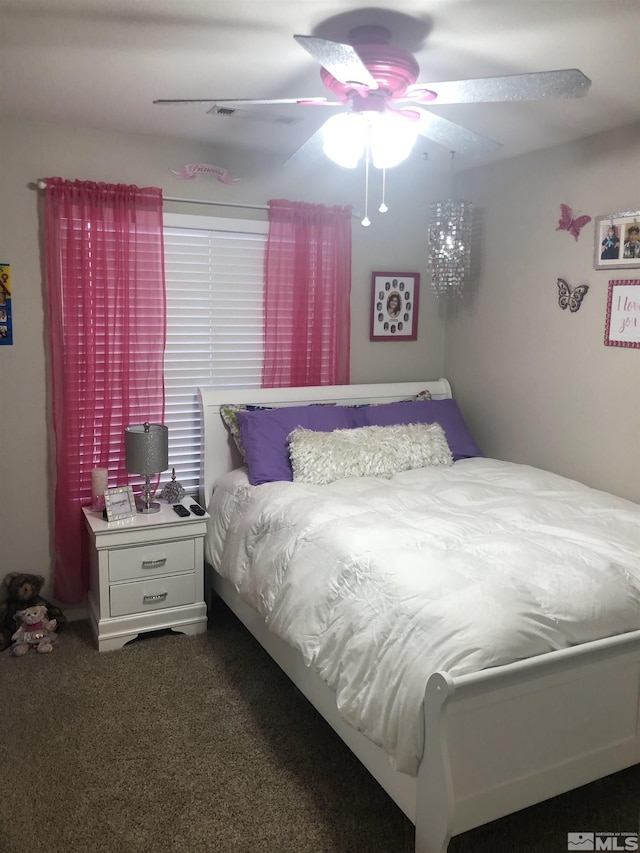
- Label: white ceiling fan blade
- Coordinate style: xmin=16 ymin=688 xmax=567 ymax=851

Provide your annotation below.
xmin=154 ymin=97 xmax=341 ymax=106
xmin=404 ymin=69 xmax=591 ymax=105
xmin=293 ymin=35 xmax=378 ymax=90
xmin=416 ymin=110 xmax=502 ymax=155
xmin=282 ymin=122 xmax=330 ymax=168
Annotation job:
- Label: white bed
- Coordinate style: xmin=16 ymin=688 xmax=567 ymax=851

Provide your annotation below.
xmin=199 ymin=380 xmax=640 ymax=853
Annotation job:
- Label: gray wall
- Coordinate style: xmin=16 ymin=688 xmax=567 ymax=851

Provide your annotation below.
xmin=445 ymin=123 xmax=640 ymax=502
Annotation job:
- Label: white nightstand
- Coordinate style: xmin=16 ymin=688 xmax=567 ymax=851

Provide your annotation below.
xmin=82 ymin=496 xmax=209 ymax=652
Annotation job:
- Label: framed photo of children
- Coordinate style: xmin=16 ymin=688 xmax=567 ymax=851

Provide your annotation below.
xmin=370 ymin=272 xmax=420 ymax=341
xmin=594 ymin=212 xmax=640 ymax=270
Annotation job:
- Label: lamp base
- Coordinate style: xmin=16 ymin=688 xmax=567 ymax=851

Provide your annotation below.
xmin=135 ymin=474 xmax=161 ymax=513
xmin=135 ymin=498 xmax=161 ymax=514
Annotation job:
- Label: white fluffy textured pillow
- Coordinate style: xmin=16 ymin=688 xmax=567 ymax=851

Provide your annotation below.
xmin=288 ymin=422 xmax=453 ymax=485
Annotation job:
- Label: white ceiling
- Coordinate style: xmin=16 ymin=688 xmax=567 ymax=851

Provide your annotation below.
xmin=1 ymin=0 xmax=639 ymax=172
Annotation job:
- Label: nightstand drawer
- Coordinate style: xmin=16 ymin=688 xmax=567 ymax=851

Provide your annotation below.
xmin=108 ymin=539 xmax=196 ymax=583
xmin=110 ymin=573 xmax=197 ymax=617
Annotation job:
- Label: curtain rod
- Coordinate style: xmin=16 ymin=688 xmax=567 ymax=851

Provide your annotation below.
xmin=164 ymin=195 xmax=269 ymax=211
xmin=35 ymin=182 xmax=360 ymax=218
xmin=166 ymin=196 xmax=361 ymax=219
xmin=35 ymin=181 xmax=268 ymax=212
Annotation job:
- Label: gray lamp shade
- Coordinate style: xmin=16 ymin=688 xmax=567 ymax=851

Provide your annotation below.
xmin=125 ymin=423 xmax=169 ymax=476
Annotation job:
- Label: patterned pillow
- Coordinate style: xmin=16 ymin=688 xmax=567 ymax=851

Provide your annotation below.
xmin=344 ymin=388 xmax=432 ymax=409
xmin=288 ymin=422 xmax=453 ymax=485
xmin=413 ymin=389 xmax=432 ymax=401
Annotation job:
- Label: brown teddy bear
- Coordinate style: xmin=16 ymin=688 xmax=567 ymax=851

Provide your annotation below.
xmin=0 ymin=573 xmax=66 ymax=652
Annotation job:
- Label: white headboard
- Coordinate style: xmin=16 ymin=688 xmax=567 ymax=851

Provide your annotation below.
xmin=198 ymin=379 xmax=453 ymax=505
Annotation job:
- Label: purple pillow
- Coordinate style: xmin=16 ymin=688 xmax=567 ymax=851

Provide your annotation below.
xmin=238 ymin=405 xmax=356 ymax=485
xmin=353 ymin=399 xmax=483 ymax=461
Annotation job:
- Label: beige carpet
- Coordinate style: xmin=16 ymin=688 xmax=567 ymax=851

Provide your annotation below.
xmin=1 ymin=598 xmax=638 ymax=853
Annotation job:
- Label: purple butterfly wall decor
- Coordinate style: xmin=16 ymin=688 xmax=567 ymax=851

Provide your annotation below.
xmin=556 ymin=204 xmax=592 ymax=241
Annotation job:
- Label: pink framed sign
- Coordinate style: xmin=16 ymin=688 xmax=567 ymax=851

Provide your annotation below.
xmin=370 ymin=272 xmax=420 ymax=341
xmin=604 ymin=279 xmax=640 ymax=348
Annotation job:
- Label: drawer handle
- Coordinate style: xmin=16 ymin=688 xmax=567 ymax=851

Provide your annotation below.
xmin=141 ymin=558 xmax=167 ymax=569
xmin=143 ymin=592 xmax=168 ymax=604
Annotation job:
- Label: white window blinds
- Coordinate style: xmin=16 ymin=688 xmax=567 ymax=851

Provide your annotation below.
xmin=163 ymin=213 xmax=267 ymax=495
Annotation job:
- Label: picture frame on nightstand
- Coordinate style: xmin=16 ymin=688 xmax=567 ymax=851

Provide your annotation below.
xmin=104 ymin=486 xmax=137 ymax=521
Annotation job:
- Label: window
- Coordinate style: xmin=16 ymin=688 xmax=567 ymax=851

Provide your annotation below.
xmin=163 ymin=213 xmax=267 ymax=495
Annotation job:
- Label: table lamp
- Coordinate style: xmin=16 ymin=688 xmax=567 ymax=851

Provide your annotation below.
xmin=125 ymin=422 xmax=169 ymax=513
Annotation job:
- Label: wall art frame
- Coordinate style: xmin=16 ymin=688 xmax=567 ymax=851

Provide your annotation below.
xmin=594 ymin=211 xmax=640 ymax=270
xmin=104 ymin=485 xmax=137 ymax=521
xmin=0 ymin=262 xmax=13 ymax=346
xmin=604 ymin=279 xmax=640 ymax=348
xmin=370 ymin=272 xmax=420 ymax=341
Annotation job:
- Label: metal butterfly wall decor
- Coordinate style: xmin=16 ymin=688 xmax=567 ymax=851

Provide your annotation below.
xmin=556 ymin=203 xmax=592 ymax=241
xmin=557 ymin=278 xmax=589 ymax=312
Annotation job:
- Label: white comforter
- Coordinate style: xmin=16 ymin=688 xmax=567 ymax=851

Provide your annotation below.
xmin=205 ymin=458 xmax=640 ymax=775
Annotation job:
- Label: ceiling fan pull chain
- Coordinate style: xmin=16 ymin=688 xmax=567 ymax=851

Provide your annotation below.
xmin=379 ymin=168 xmax=388 ymax=214
xmin=361 ymin=133 xmax=371 ymax=227
xmin=449 ymin=150 xmax=460 ymax=197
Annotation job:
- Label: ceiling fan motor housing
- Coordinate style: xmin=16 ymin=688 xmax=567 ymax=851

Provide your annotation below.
xmin=320 ymin=25 xmax=420 ymax=102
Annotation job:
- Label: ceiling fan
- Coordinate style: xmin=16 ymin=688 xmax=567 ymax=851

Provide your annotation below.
xmin=154 ymin=25 xmax=591 ymax=167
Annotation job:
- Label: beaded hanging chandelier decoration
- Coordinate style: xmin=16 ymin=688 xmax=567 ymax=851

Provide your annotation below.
xmin=427 ymin=151 xmax=473 ymax=296
xmin=427 ymin=199 xmax=473 ymax=296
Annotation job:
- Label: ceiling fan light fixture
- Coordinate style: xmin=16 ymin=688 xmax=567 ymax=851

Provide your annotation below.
xmin=322 ymin=110 xmax=417 ymax=170
xmin=369 ymin=111 xmax=418 ymax=169
xmin=322 ymin=112 xmax=366 ymax=168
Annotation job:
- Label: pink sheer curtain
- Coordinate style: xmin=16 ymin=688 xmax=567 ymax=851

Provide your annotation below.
xmin=263 ymin=199 xmax=352 ymax=387
xmin=45 ymin=178 xmax=166 ymax=605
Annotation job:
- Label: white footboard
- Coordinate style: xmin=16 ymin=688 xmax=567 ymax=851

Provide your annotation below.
xmin=417 ymin=632 xmax=640 ymax=853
